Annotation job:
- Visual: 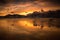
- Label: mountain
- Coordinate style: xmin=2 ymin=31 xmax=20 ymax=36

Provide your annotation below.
xmin=0 ymin=14 xmax=26 ymax=18
xmin=27 ymin=10 xmax=60 ymax=18
xmin=0 ymin=9 xmax=60 ymax=18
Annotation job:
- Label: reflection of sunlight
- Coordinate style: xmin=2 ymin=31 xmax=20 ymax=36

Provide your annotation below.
xmin=17 ymin=20 xmax=40 ymax=32
xmin=18 ymin=21 xmax=33 ymax=28
xmin=0 ymin=18 xmax=60 ymax=35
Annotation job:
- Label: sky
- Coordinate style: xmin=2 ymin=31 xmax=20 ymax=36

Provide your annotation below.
xmin=0 ymin=0 xmax=60 ymax=16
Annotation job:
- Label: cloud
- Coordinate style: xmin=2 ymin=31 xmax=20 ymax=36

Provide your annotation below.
xmin=0 ymin=0 xmax=60 ymax=5
xmin=0 ymin=0 xmax=60 ymax=8
xmin=0 ymin=0 xmax=60 ymax=16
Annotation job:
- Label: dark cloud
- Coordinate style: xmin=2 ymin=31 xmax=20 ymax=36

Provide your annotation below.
xmin=0 ymin=0 xmax=60 ymax=6
xmin=0 ymin=0 xmax=7 ymax=3
xmin=0 ymin=0 xmax=36 ymax=4
xmin=0 ymin=0 xmax=7 ymax=5
xmin=42 ymin=0 xmax=60 ymax=6
xmin=0 ymin=0 xmax=59 ymax=3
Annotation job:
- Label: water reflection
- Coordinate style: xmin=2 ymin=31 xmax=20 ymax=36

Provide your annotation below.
xmin=0 ymin=18 xmax=60 ymax=40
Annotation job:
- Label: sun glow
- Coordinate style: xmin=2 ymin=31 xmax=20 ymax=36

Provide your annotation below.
xmin=20 ymin=12 xmax=33 ymax=16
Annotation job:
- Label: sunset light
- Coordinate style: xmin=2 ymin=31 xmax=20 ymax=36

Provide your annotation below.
xmin=18 ymin=20 xmax=33 ymax=28
xmin=20 ymin=12 xmax=33 ymax=16
xmin=0 ymin=0 xmax=60 ymax=40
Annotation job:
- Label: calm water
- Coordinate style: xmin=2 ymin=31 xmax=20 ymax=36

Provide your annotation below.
xmin=0 ymin=18 xmax=60 ymax=40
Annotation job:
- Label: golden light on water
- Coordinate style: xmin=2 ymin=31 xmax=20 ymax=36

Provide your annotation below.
xmin=0 ymin=18 xmax=60 ymax=37
xmin=18 ymin=21 xmax=33 ymax=28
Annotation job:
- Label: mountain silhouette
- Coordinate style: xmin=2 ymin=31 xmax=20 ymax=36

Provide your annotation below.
xmin=0 ymin=9 xmax=60 ymax=18
xmin=27 ymin=9 xmax=60 ymax=18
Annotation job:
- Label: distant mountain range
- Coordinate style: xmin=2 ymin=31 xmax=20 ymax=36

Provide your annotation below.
xmin=0 ymin=9 xmax=60 ymax=18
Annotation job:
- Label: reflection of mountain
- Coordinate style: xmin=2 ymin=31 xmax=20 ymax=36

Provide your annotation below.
xmin=0 ymin=9 xmax=60 ymax=18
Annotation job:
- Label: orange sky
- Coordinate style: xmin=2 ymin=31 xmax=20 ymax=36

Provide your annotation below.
xmin=0 ymin=1 xmax=60 ymax=16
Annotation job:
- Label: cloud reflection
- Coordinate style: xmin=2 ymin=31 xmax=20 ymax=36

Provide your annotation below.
xmin=0 ymin=18 xmax=60 ymax=40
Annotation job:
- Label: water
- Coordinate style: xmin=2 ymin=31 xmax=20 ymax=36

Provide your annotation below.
xmin=0 ymin=18 xmax=60 ymax=40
